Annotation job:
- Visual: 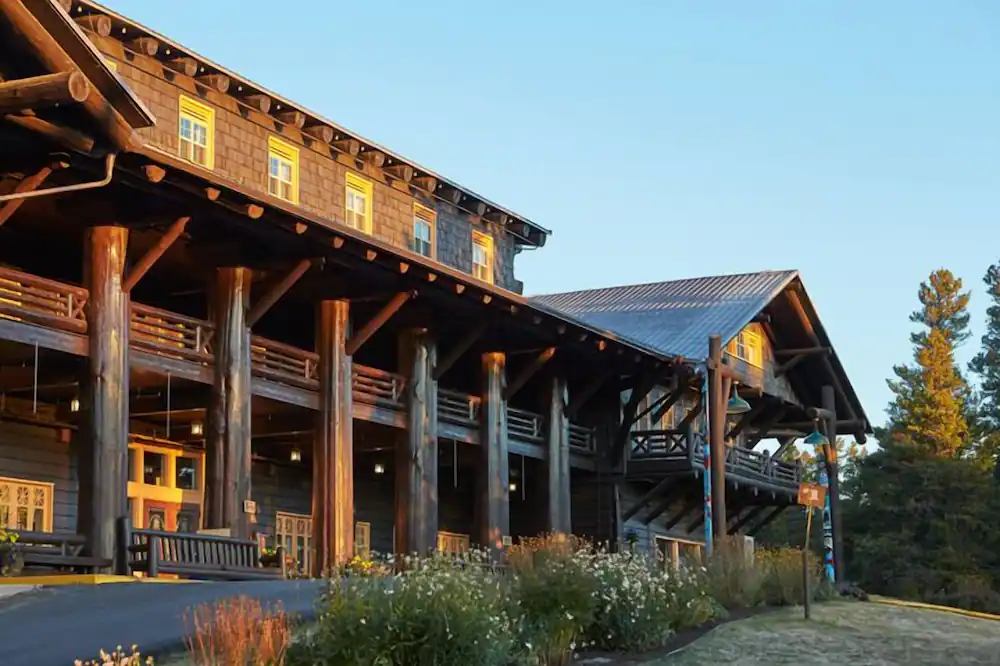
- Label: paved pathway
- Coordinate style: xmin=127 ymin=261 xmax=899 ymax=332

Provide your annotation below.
xmin=0 ymin=579 xmax=324 ymax=666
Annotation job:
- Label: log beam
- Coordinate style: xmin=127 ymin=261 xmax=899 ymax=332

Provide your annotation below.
xmin=205 ymin=267 xmax=252 ymax=537
xmin=726 ymin=399 xmax=770 ymax=441
xmin=728 ymin=504 xmax=769 ymax=535
xmin=748 ymin=505 xmax=787 ymax=537
xmin=565 ymin=368 xmax=614 ymax=419
xmin=0 ymin=71 xmax=90 ymax=115
xmin=433 ymin=322 xmax=487 ymax=380
xmin=479 ymin=351 xmax=509 ymax=558
xmin=121 ymin=216 xmax=189 ymax=293
xmin=313 ymin=299 xmax=354 ymax=573
xmin=641 ymin=484 xmax=687 ymax=525
xmin=621 ymin=477 xmax=672 ymax=523
xmin=546 ymin=375 xmax=571 ymax=534
xmin=612 ymin=364 xmax=669 ymax=462
xmin=504 ymin=346 xmax=556 ymax=400
xmin=245 ymin=258 xmax=313 ymax=327
xmin=771 ymin=436 xmax=798 ymax=460
xmin=773 ymin=347 xmax=832 ymax=358
xmin=78 ymin=226 xmax=129 ymax=572
xmin=395 ymin=328 xmax=438 ymax=555
xmin=745 ymin=405 xmax=788 ymax=448
xmin=344 ymin=291 xmax=412 ymax=356
xmin=665 ymin=496 xmax=700 ymax=530
xmin=708 ymin=335 xmax=727 ymax=540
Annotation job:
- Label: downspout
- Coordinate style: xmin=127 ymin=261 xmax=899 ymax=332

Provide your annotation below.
xmin=0 ymin=152 xmax=116 ymax=203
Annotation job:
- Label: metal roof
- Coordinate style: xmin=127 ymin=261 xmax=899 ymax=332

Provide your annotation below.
xmin=531 ymin=270 xmax=799 ymax=362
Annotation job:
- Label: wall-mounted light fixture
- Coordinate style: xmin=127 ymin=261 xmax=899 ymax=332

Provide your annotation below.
xmin=69 ymin=398 xmax=80 ymax=413
xmin=190 ymin=421 xmax=203 ymax=436
xmin=374 ymin=463 xmax=385 ymax=475
xmin=290 ymin=448 xmax=302 ymax=462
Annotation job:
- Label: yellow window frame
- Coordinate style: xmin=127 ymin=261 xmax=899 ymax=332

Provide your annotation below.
xmin=0 ymin=476 xmax=55 ymax=533
xmin=355 ymin=521 xmax=371 ymax=559
xmin=178 ymin=94 xmax=215 ymax=170
xmin=728 ymin=326 xmax=764 ymax=368
xmin=345 ymin=172 xmax=374 ymax=234
xmin=437 ymin=531 xmax=471 ymax=555
xmin=267 ymin=136 xmax=300 ymax=204
xmin=471 ymin=231 xmax=493 ymax=284
xmin=413 ymin=203 xmax=436 ymax=259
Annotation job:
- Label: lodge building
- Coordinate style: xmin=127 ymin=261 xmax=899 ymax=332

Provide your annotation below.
xmin=0 ymin=0 xmax=870 ymax=577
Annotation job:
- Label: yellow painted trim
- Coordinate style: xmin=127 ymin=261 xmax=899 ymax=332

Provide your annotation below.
xmin=178 ymin=94 xmax=216 ymax=170
xmin=869 ymin=596 xmax=1000 ymax=622
xmin=413 ymin=203 xmax=437 ymax=260
xmin=471 ymin=231 xmax=494 ymax=284
xmin=0 ymin=476 xmax=55 ymax=532
xmin=0 ymin=574 xmax=198 ymax=586
xmin=267 ymin=135 xmax=300 ymax=204
xmin=345 ymin=172 xmax=374 ymax=234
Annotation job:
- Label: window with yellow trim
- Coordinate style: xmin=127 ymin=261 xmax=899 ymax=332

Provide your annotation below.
xmin=267 ymin=136 xmax=299 ymax=204
xmin=178 ymin=95 xmax=215 ymax=169
xmin=0 ymin=477 xmax=54 ymax=532
xmin=727 ymin=326 xmax=764 ymax=367
xmin=355 ymin=521 xmax=371 ymax=559
xmin=437 ymin=531 xmax=471 ymax=555
xmin=276 ymin=511 xmax=312 ymax=576
xmin=345 ymin=173 xmax=373 ymax=233
xmin=413 ymin=204 xmax=435 ymax=258
xmin=471 ymin=231 xmax=493 ymax=283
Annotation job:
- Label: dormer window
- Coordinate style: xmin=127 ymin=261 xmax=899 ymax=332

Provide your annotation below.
xmin=268 ymin=136 xmax=299 ymax=204
xmin=345 ymin=173 xmax=373 ymax=233
xmin=178 ymin=95 xmax=215 ymax=169
xmin=472 ymin=231 xmax=493 ymax=284
xmin=413 ymin=204 xmax=435 ymax=258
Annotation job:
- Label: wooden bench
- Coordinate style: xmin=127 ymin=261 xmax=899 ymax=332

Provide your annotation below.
xmin=125 ymin=526 xmax=285 ymax=581
xmin=16 ymin=531 xmax=112 ymax=574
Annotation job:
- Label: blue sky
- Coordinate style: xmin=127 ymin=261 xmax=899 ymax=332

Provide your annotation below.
xmin=102 ymin=0 xmax=1000 ymax=430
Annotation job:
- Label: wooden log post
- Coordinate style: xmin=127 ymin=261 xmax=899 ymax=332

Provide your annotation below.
xmin=479 ymin=351 xmax=510 ymax=559
xmin=708 ymin=335 xmax=727 ymax=542
xmin=78 ymin=226 xmax=129 ymax=571
xmin=395 ymin=328 xmax=439 ymax=556
xmin=205 ymin=268 xmax=252 ymax=537
xmin=822 ymin=384 xmax=844 ymax=583
xmin=546 ymin=375 xmax=571 ymax=534
xmin=312 ymin=300 xmax=354 ymax=575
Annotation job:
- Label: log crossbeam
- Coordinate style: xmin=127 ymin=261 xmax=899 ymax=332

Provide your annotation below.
xmin=748 ymin=505 xmax=788 ymax=536
xmin=122 ymin=217 xmax=189 ymax=293
xmin=504 ymin=347 xmax=556 ymax=400
xmin=246 ymin=258 xmax=314 ymax=327
xmin=565 ymin=369 xmax=613 ymax=418
xmin=612 ymin=364 xmax=670 ymax=461
xmin=621 ymin=477 xmax=672 ymax=523
xmin=725 ymin=399 xmax=769 ymax=441
xmin=0 ymin=163 xmax=62 ymax=227
xmin=344 ymin=290 xmax=412 ymax=356
xmin=664 ymin=496 xmax=700 ymax=530
xmin=728 ymin=504 xmax=769 ymax=535
xmin=0 ymin=71 xmax=90 ymax=115
xmin=433 ymin=322 xmax=487 ymax=381
xmin=745 ymin=405 xmax=788 ymax=449
xmin=771 ymin=436 xmax=798 ymax=461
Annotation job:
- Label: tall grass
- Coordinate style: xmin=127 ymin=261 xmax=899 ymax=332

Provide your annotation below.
xmin=184 ymin=596 xmax=291 ymax=666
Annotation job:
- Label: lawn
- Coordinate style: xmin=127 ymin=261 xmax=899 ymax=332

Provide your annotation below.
xmin=654 ymin=601 xmax=1000 ymax=666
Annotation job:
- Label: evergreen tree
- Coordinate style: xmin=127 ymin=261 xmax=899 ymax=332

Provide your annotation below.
xmin=878 ymin=269 xmax=973 ymax=458
xmin=969 ymin=262 xmax=1000 ymax=470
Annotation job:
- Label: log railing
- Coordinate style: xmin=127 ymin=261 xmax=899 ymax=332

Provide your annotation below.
xmin=0 ymin=266 xmax=87 ymax=333
xmin=568 ymin=423 xmax=595 ymax=453
xmin=438 ymin=388 xmax=479 ymax=426
xmin=131 ymin=303 xmax=213 ymax=363
xmin=250 ymin=336 xmax=318 ymax=389
xmin=353 ymin=364 xmax=405 ymax=409
xmin=508 ymin=406 xmax=544 ymax=443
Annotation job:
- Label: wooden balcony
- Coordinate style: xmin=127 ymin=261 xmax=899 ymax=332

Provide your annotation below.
xmin=628 ymin=427 xmax=800 ymax=491
xmin=0 ymin=266 xmax=597 ymax=457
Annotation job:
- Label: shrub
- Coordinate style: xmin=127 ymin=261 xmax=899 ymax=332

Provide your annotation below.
xmin=703 ymin=537 xmax=764 ymax=610
xmin=74 ymin=646 xmax=151 ymax=666
xmin=185 ymin=596 xmax=291 ymax=666
xmin=290 ymin=551 xmax=517 ymax=666
xmin=756 ymin=547 xmax=826 ymax=607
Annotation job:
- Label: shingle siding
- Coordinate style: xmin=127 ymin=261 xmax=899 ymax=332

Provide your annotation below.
xmin=92 ymin=36 xmax=521 ymax=292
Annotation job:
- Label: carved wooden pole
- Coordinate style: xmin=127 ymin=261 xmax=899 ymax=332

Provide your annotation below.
xmin=205 ymin=267 xmax=252 ymax=537
xmin=79 ymin=226 xmax=129 ymax=571
xmin=313 ymin=299 xmax=354 ymax=574
xmin=822 ymin=384 xmax=844 ymax=583
xmin=708 ymin=335 xmax=727 ymax=541
xmin=395 ymin=328 xmax=439 ymax=555
xmin=546 ymin=375 xmax=571 ymax=534
xmin=479 ymin=351 xmax=510 ymax=558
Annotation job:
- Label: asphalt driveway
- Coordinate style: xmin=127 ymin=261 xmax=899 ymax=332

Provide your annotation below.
xmin=0 ymin=579 xmax=324 ymax=666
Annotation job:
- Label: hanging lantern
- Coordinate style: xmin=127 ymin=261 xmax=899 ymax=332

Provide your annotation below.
xmin=190 ymin=421 xmax=203 ymax=436
xmin=803 ymin=420 xmax=829 ymax=447
xmin=69 ymin=397 xmax=80 ymax=413
xmin=290 ymin=448 xmax=302 ymax=462
xmin=374 ymin=463 xmax=385 ymax=475
xmin=726 ymin=382 xmax=751 ymax=415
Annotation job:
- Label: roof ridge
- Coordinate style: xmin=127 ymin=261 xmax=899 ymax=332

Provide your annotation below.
xmin=530 ymin=269 xmax=799 ymax=299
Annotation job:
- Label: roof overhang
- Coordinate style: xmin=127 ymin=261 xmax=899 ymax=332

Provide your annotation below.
xmin=0 ymin=0 xmax=155 ymax=151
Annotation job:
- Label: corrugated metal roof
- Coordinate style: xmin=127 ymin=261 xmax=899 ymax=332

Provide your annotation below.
xmin=531 ymin=270 xmax=799 ymax=362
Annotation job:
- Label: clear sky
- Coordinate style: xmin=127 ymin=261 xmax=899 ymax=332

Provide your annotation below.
xmin=101 ymin=0 xmax=1000 ymax=430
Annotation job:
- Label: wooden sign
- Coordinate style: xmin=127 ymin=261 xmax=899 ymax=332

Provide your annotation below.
xmin=797 ymin=483 xmax=826 ymax=509
xmin=243 ymin=499 xmax=257 ymax=515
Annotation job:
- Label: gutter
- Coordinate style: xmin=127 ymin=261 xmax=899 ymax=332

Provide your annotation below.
xmin=0 ymin=153 xmax=116 ymax=202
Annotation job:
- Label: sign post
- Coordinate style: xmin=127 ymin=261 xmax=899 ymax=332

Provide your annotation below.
xmin=797 ymin=482 xmax=826 ymax=620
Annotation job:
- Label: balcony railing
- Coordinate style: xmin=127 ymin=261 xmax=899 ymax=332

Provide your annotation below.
xmin=0 ymin=266 xmax=596 ymax=449
xmin=0 ymin=266 xmax=87 ymax=333
xmin=131 ymin=303 xmax=213 ymax=364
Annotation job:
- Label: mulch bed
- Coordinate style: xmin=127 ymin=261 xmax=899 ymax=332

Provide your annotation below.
xmin=574 ymin=605 xmax=783 ymax=665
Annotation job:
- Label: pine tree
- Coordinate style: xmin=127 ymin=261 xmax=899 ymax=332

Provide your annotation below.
xmin=969 ymin=262 xmax=1000 ymax=470
xmin=878 ymin=269 xmax=972 ymax=458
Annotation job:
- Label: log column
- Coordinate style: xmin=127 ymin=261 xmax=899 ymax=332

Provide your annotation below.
xmin=546 ymin=375 xmax=571 ymax=534
xmin=708 ymin=335 xmax=727 ymax=541
xmin=205 ymin=267 xmax=252 ymax=537
xmin=479 ymin=351 xmax=509 ymax=558
xmin=395 ymin=328 xmax=439 ymax=555
xmin=822 ymin=384 xmax=844 ymax=583
xmin=79 ymin=226 xmax=129 ymax=570
xmin=312 ymin=299 xmax=354 ymax=575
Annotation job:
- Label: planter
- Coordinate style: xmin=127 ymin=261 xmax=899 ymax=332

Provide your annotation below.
xmin=259 ymin=552 xmax=281 ymax=568
xmin=0 ymin=543 xmax=23 ymax=577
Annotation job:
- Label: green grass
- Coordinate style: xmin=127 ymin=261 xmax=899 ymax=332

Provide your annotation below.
xmin=654 ymin=601 xmax=1000 ymax=666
